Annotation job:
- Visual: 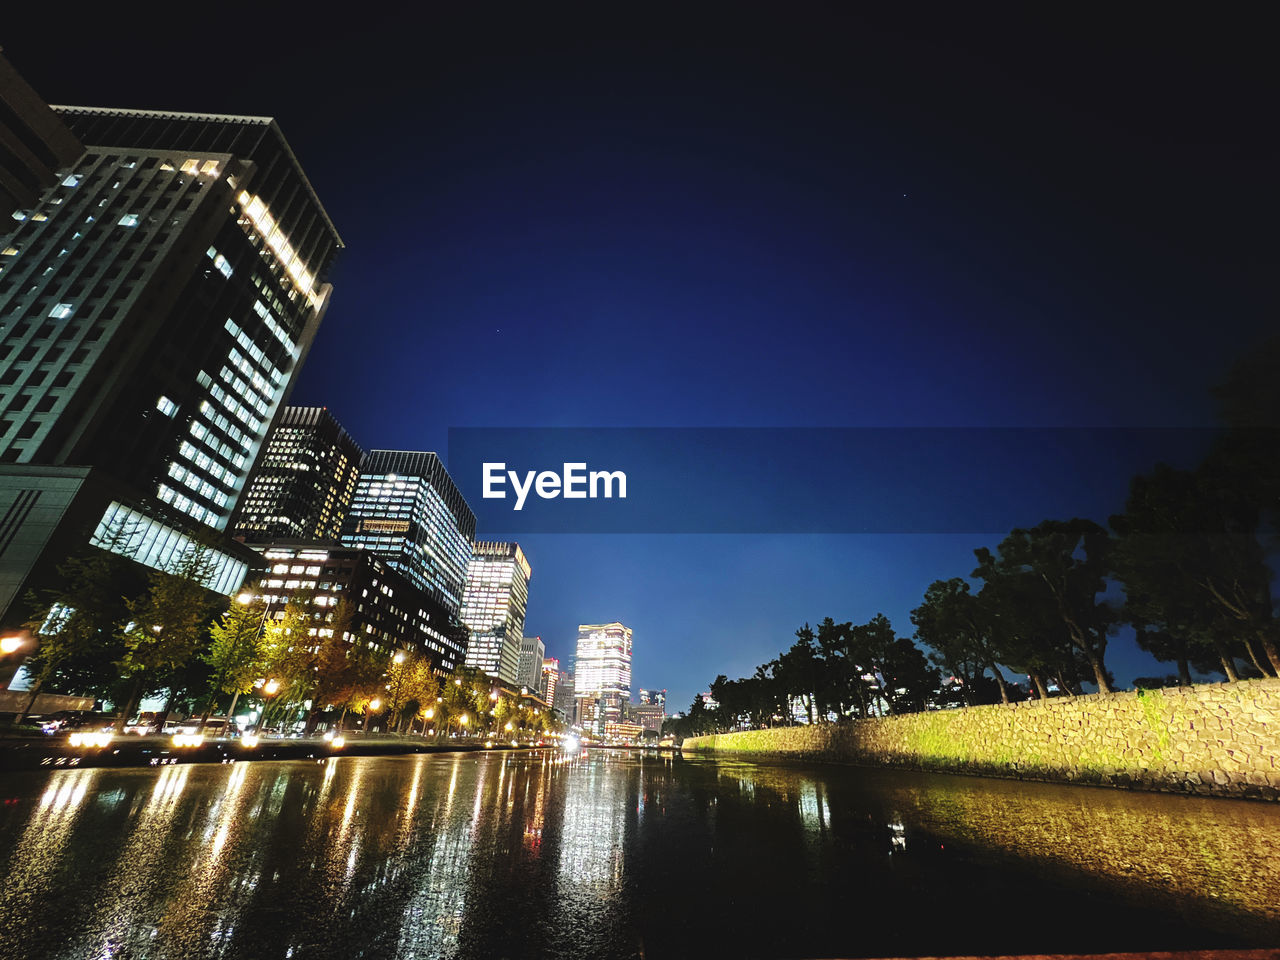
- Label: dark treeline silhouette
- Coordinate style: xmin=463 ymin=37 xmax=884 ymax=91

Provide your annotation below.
xmin=667 ymin=338 xmax=1280 ymax=738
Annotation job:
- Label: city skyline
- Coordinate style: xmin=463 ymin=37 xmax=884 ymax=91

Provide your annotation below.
xmin=0 ymin=7 xmax=1271 ymax=710
xmin=0 ymin=13 xmax=1273 ymax=960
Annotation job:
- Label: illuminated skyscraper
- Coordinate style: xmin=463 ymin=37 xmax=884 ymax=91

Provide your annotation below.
xmin=517 ymin=635 xmax=545 ymax=691
xmin=573 ymin=622 xmax=632 ymax=732
xmin=540 ymin=657 xmax=559 ymax=707
xmin=242 ymin=543 xmax=468 ymax=676
xmin=341 ymin=450 xmax=476 ymax=614
xmin=0 ymin=105 xmax=342 ymax=627
xmin=459 ymin=541 xmax=530 ymax=683
xmin=234 ymin=406 xmax=363 ymax=542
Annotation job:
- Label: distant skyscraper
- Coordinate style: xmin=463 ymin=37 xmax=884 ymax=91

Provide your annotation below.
xmin=553 ymin=669 xmax=575 ymax=717
xmin=540 ymin=657 xmax=560 ymax=707
xmin=638 ymin=688 xmax=666 ymax=707
xmin=0 ymin=53 xmax=83 ymax=219
xmin=573 ymin=622 xmax=632 ymax=732
xmin=517 ymin=635 xmax=545 ymax=690
xmin=635 ymin=689 xmax=667 ymax=732
xmin=234 ymin=406 xmax=363 ymax=542
xmin=0 ymin=105 xmax=342 ymax=627
xmin=459 ymin=541 xmax=531 ymax=683
xmin=341 ymin=450 xmax=476 ymax=614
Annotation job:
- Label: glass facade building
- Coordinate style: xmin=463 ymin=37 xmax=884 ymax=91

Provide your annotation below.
xmin=234 ymin=405 xmax=363 ymax=542
xmin=573 ymin=622 xmax=632 ymax=732
xmin=341 ymin=450 xmax=476 ymax=615
xmin=0 ymin=106 xmax=341 ymax=627
xmin=241 ymin=543 xmax=468 ymax=677
xmin=459 ymin=541 xmax=531 ymax=684
xmin=540 ymin=657 xmax=560 ymax=709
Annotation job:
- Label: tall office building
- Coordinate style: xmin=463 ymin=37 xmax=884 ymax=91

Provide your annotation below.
xmin=553 ymin=669 xmax=575 ymax=717
xmin=540 ymin=656 xmax=559 ymax=707
xmin=0 ymin=53 xmax=84 ymax=220
xmin=243 ymin=543 xmax=468 ymax=677
xmin=0 ymin=105 xmax=342 ymax=626
xmin=517 ymin=635 xmax=545 ymax=691
xmin=459 ymin=541 xmax=530 ymax=684
xmin=234 ymin=406 xmax=362 ymax=542
xmin=341 ymin=450 xmax=476 ymax=614
xmin=573 ymin=622 xmax=632 ymax=732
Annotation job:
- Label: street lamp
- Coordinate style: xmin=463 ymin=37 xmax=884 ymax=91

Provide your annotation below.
xmin=458 ymin=713 xmax=468 ymax=738
xmin=0 ymin=634 xmax=28 ymax=697
xmin=255 ymin=678 xmax=280 ymax=734
xmin=1 ymin=635 xmax=25 ymax=656
xmin=364 ymin=697 xmax=382 ymax=732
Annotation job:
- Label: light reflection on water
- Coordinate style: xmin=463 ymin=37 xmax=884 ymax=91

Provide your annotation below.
xmin=0 ymin=750 xmax=1276 ymax=960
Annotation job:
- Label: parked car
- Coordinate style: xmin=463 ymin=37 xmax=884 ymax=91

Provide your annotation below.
xmin=38 ymin=711 xmax=108 ymax=735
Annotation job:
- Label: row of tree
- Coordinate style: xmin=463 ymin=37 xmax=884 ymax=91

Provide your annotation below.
xmin=17 ymin=531 xmax=560 ymax=741
xmin=663 ymin=613 xmax=942 ymax=738
xmin=667 ymin=339 xmax=1280 ymax=736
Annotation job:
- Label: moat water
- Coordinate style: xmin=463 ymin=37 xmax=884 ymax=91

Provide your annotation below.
xmin=1 ymin=748 xmax=1277 ymax=959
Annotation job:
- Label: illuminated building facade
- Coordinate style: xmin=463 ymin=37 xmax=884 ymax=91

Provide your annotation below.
xmin=341 ymin=450 xmax=476 ymax=614
xmin=517 ymin=635 xmax=545 ymax=691
xmin=603 ymin=721 xmax=643 ymax=742
xmin=234 ymin=406 xmax=363 ymax=542
xmin=634 ymin=701 xmax=666 ymax=732
xmin=639 ymin=688 xmax=666 ymax=707
xmin=540 ymin=657 xmax=559 ymax=707
xmin=242 ymin=543 xmax=468 ymax=676
xmin=573 ymin=622 xmax=632 ymax=733
xmin=0 ymin=106 xmax=341 ymax=628
xmin=459 ymin=541 xmax=530 ymax=684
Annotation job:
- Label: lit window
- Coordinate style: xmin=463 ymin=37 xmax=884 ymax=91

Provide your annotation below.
xmin=118 ymin=214 xmax=140 ymax=227
xmin=156 ymin=396 xmax=177 ymax=417
xmin=62 ymin=174 xmax=83 ymax=187
xmin=49 ymin=303 xmax=74 ymax=319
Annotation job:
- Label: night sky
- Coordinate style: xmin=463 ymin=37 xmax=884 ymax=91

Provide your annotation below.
xmin=6 ymin=6 xmax=1273 ymax=708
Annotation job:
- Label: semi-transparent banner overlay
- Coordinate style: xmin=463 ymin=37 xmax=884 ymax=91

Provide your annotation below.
xmin=446 ymin=427 xmax=1252 ymax=534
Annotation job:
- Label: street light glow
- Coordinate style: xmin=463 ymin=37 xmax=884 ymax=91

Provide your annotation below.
xmin=0 ymin=635 xmax=24 ymax=655
xmin=263 ymin=678 xmax=281 ymax=696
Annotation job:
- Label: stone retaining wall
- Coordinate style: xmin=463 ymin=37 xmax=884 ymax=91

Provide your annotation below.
xmin=681 ymin=677 xmax=1280 ymax=800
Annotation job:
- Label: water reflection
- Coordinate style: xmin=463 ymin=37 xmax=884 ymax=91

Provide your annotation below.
xmin=0 ymin=751 xmax=1276 ymax=960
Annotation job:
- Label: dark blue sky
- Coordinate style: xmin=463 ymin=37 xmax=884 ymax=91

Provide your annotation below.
xmin=8 ymin=6 xmax=1273 ymax=707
